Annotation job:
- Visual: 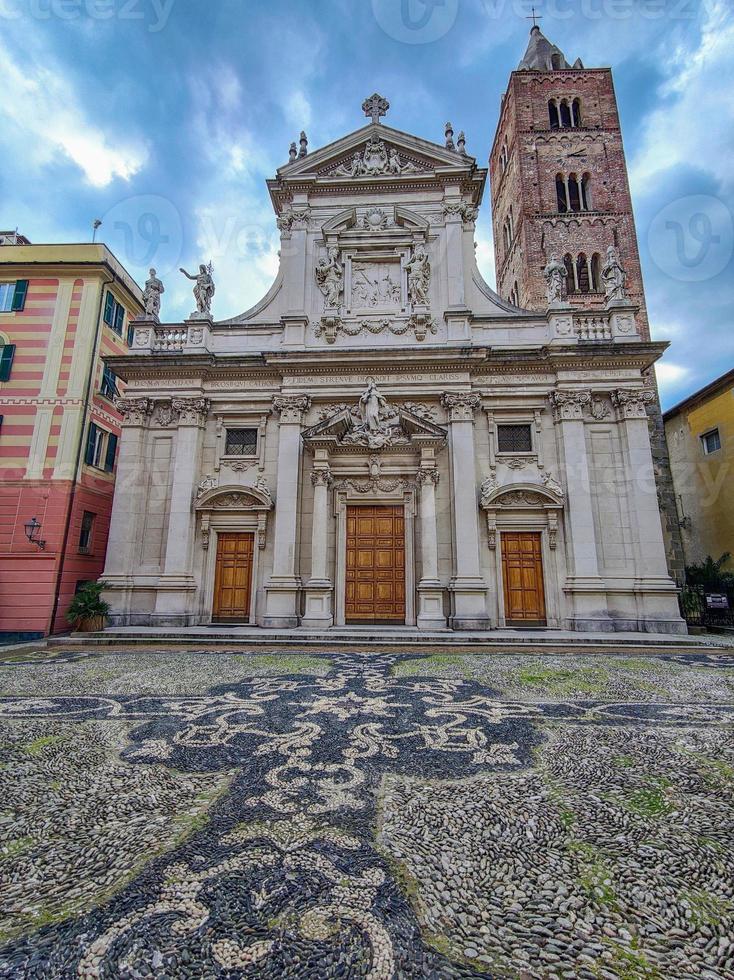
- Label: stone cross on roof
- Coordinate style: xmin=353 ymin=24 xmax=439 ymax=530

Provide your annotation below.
xmin=362 ymin=93 xmax=389 ymax=124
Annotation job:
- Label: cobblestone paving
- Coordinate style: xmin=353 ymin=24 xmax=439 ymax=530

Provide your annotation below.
xmin=1 ymin=646 xmax=733 ymax=978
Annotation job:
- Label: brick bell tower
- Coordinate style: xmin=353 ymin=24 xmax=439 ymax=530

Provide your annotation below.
xmin=489 ymin=23 xmax=685 ymax=580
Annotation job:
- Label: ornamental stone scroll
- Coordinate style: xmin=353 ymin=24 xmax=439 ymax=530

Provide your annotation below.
xmin=272 ymin=394 xmax=311 ymax=424
xmin=611 ymin=388 xmax=655 ymax=420
xmin=441 ymin=392 xmax=481 ymax=422
xmin=171 ymin=397 xmax=210 ymax=427
xmin=548 ymin=390 xmax=591 ymax=423
xmin=114 ymin=397 xmax=153 ymax=427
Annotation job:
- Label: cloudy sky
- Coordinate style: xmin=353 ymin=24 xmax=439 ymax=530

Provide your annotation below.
xmin=0 ymin=0 xmax=731 ymax=409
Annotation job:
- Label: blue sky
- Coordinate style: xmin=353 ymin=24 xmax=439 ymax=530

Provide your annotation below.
xmin=1 ymin=0 xmax=732 ymax=409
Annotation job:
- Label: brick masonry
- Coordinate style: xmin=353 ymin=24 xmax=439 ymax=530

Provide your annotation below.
xmin=489 ymin=66 xmax=685 ymax=581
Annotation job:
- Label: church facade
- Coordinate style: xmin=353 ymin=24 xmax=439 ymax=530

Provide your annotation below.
xmin=102 ymin=35 xmax=685 ymax=634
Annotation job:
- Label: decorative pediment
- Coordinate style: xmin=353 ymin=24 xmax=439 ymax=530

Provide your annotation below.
xmin=273 ymin=123 xmax=478 ymax=184
xmin=302 ymin=382 xmax=446 ymax=452
xmin=479 ymin=475 xmax=564 ymax=510
xmin=195 ymin=483 xmax=273 ymax=511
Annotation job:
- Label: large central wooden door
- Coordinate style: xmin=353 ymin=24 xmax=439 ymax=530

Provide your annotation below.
xmin=213 ymin=532 xmax=254 ymax=623
xmin=501 ymin=531 xmax=547 ymax=626
xmin=346 ymin=505 xmax=405 ymax=623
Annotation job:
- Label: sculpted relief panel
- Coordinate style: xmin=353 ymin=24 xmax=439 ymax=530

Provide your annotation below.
xmin=351 ymin=261 xmax=402 ymax=309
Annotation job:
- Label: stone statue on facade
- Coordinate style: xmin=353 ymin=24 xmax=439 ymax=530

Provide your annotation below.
xmin=340 ymin=379 xmax=407 ymax=449
xmin=315 ymin=247 xmax=343 ymax=309
xmin=601 ymin=245 xmax=627 ymax=303
xmin=405 ymin=244 xmax=430 ymax=306
xmin=360 ymin=378 xmax=388 ymax=433
xmin=180 ymin=263 xmax=215 ymax=317
xmin=142 ymin=268 xmax=164 ymax=319
xmin=543 ymin=253 xmax=567 ymax=306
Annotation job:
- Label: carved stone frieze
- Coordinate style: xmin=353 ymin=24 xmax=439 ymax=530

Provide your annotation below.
xmin=611 ymin=388 xmax=655 ymax=420
xmin=152 ymin=400 xmax=174 ymax=427
xmin=590 ymin=395 xmax=612 ymax=420
xmin=114 ymin=397 xmax=153 ymax=427
xmin=222 ymin=458 xmax=259 ymax=472
xmin=313 ymin=314 xmax=436 ymax=344
xmin=331 ymin=138 xmax=426 ymax=178
xmin=333 ymin=477 xmax=414 ymax=494
xmin=272 ymin=395 xmax=311 ymax=424
xmin=548 ymin=390 xmax=591 ymax=422
xmin=358 ymin=207 xmax=394 ymax=230
xmin=442 ymin=392 xmax=481 ymax=422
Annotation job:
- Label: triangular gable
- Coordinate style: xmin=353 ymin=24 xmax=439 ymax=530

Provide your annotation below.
xmin=275 ymin=123 xmax=478 ymax=181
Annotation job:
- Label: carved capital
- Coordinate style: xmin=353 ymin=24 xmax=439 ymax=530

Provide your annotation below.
xmin=311 ymin=467 xmax=333 ymax=488
xmin=416 ymin=468 xmax=440 ymax=487
xmin=611 ymin=388 xmax=655 ymax=420
xmin=442 ymin=201 xmax=477 ymax=224
xmin=277 ymin=205 xmax=311 ymax=236
xmin=172 ymin=397 xmax=210 ymax=426
xmin=114 ymin=397 xmax=153 ymax=427
xmin=273 ymin=394 xmax=311 ymax=424
xmin=548 ymin=390 xmax=591 ymax=422
xmin=442 ymin=392 xmax=480 ymax=422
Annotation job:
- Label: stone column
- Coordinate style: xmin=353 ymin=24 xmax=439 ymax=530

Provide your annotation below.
xmin=416 ymin=467 xmax=446 ymax=630
xmin=302 ymin=453 xmax=334 ymax=630
xmin=442 ymin=393 xmax=489 ymax=630
xmin=263 ymin=394 xmax=311 ymax=628
xmin=550 ymin=390 xmax=612 ymax=631
xmin=612 ymin=389 xmax=685 ymax=634
xmin=153 ymin=397 xmax=209 ymax=625
xmin=103 ymin=398 xmax=152 ymax=622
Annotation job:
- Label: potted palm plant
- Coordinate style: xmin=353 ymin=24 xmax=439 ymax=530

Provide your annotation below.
xmin=66 ymin=580 xmax=110 ymax=632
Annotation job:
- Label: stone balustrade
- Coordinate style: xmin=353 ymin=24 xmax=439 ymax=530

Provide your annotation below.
xmin=574 ymin=314 xmax=612 ymax=341
xmin=130 ymin=321 xmax=211 ymax=353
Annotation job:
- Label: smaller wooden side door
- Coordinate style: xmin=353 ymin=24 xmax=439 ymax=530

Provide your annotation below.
xmin=501 ymin=531 xmax=547 ymax=626
xmin=213 ymin=533 xmax=254 ymax=623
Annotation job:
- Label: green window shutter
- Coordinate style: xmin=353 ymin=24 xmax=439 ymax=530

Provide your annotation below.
xmin=105 ymin=432 xmax=118 ymax=472
xmin=85 ymin=423 xmax=98 ymax=466
xmin=11 ymin=280 xmax=28 ymax=311
xmin=114 ymin=303 xmax=124 ymax=334
xmin=103 ymin=291 xmax=114 ymax=326
xmin=0 ymin=344 xmax=16 ymax=382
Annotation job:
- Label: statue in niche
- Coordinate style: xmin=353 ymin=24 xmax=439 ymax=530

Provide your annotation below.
xmin=360 ymin=378 xmax=389 ymax=433
xmin=180 ymin=263 xmax=215 ymax=316
xmin=315 ymin=247 xmax=343 ymax=309
xmin=543 ymin=253 xmax=567 ymax=306
xmin=405 ymin=244 xmax=430 ymax=306
xmin=142 ymin=268 xmax=164 ymax=319
xmin=601 ymin=244 xmax=627 ymax=302
xmin=342 ymin=378 xmax=406 ymax=449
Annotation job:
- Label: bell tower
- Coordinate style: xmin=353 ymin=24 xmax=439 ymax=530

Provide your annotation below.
xmin=488 ymin=24 xmax=685 ymax=581
xmin=489 ymin=24 xmax=649 ymax=328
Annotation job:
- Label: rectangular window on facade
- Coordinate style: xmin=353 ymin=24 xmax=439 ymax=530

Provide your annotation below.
xmin=225 ymin=427 xmax=258 ymax=456
xmin=0 ymin=280 xmax=28 ymax=313
xmin=701 ymin=428 xmax=721 ymax=455
xmin=497 ymin=423 xmax=533 ymax=454
xmin=78 ymin=511 xmax=95 ymax=554
xmin=100 ymin=365 xmax=118 ymax=400
xmin=0 ymin=343 xmax=16 ymax=381
xmin=103 ymin=291 xmax=126 ymax=336
xmin=85 ymin=422 xmax=118 ymax=472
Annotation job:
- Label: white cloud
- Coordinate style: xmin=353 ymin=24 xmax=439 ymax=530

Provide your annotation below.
xmin=631 ymin=1 xmax=734 ymax=191
xmin=284 ymin=90 xmax=312 ymax=132
xmin=0 ymin=40 xmax=147 ymax=187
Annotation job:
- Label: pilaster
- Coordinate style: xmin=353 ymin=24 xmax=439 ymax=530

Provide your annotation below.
xmin=302 ymin=455 xmax=334 ymax=629
xmin=416 ymin=465 xmax=446 ymax=630
xmin=549 ymin=390 xmax=613 ymax=632
xmin=263 ymin=393 xmax=311 ymax=628
xmin=442 ymin=392 xmax=489 ymax=630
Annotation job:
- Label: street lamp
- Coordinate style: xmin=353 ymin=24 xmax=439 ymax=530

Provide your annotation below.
xmin=23 ymin=516 xmax=45 ymax=550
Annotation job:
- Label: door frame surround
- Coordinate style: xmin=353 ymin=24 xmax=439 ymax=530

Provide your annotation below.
xmin=481 ymin=483 xmax=565 ymax=628
xmin=195 ymin=484 xmax=272 ymax=625
xmin=334 ymin=489 xmax=416 ymax=627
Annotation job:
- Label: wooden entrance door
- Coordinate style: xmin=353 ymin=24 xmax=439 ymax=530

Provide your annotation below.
xmin=346 ymin=505 xmax=405 ymax=623
xmin=501 ymin=531 xmax=547 ymax=626
xmin=213 ymin=533 xmax=254 ymax=623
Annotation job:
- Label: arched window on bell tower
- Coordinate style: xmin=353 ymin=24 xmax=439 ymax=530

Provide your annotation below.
xmin=590 ymin=252 xmax=601 ymax=291
xmin=576 ymin=253 xmax=590 ymax=293
xmin=563 ymin=253 xmax=575 ymax=292
xmin=559 ymin=99 xmax=572 ymax=128
xmin=556 ymin=174 xmax=567 ymax=212
xmin=568 ymin=173 xmax=581 ymax=212
xmin=580 ymin=173 xmax=592 ymax=210
xmin=548 ymin=99 xmax=560 ymax=129
xmin=572 ymin=98 xmax=582 ymax=126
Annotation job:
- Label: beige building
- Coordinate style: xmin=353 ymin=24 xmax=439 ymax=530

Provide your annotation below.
xmin=102 ymin=93 xmax=683 ymax=634
xmin=664 ymin=369 xmax=734 ymax=569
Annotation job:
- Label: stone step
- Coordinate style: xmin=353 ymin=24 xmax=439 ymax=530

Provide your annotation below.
xmin=46 ymin=626 xmax=729 ymax=653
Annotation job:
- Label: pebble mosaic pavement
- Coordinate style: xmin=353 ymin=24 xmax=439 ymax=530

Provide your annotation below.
xmin=1 ymin=645 xmax=734 ymax=978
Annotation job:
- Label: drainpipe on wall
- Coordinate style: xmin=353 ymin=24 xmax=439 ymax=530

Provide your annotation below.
xmin=48 ymin=271 xmax=115 ymax=634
